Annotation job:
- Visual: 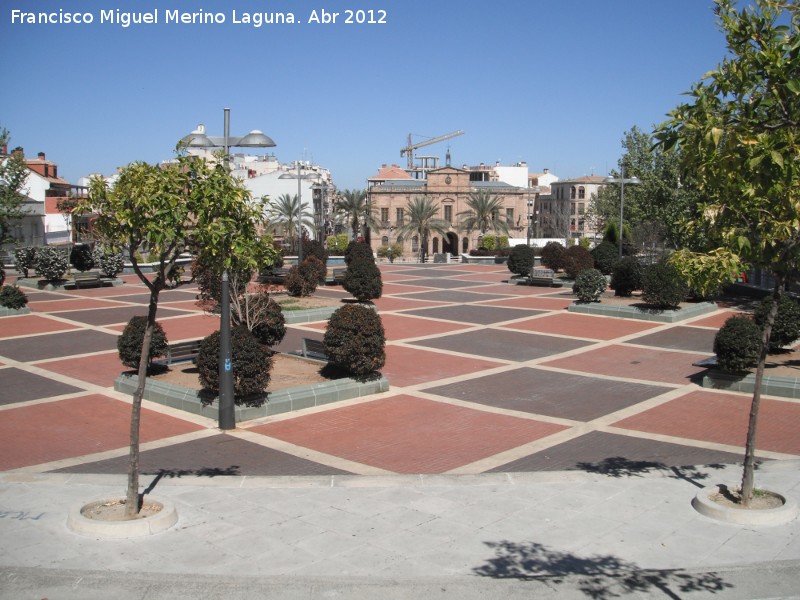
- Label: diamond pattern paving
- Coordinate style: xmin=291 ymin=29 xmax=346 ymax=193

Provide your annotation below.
xmin=625 ymin=325 xmax=716 ymax=353
xmin=505 ymin=312 xmax=660 ymax=340
xmin=424 ymin=368 xmax=670 ymax=421
xmin=383 ymin=346 xmax=505 ymax=388
xmin=0 ymin=367 xmax=84 ymax=405
xmin=252 ymin=395 xmax=567 ymax=474
xmin=403 ymin=304 xmax=538 ymax=325
xmin=412 ymin=329 xmax=590 ymax=362
xmin=0 ymin=329 xmax=118 ymax=362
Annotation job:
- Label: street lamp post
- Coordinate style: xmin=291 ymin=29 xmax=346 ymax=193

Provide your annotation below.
xmin=604 ymin=166 xmax=641 ymax=259
xmin=526 ymin=187 xmax=533 ymax=247
xmin=279 ymin=162 xmax=317 ymax=265
xmin=310 ymin=181 xmax=331 ymax=244
xmin=180 ymin=108 xmax=276 ymax=431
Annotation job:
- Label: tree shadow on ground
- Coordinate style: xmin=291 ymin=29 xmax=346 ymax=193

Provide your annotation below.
xmin=575 ymin=457 xmax=729 ymax=489
xmin=473 ymin=541 xmax=732 ymax=599
xmin=140 ymin=466 xmax=240 ymax=499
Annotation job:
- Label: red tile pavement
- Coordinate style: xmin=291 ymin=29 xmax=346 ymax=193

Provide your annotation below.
xmin=0 ymin=394 xmax=204 ymax=470
xmin=482 ymin=296 xmax=575 ymax=311
xmin=452 ymin=273 xmax=513 ymax=284
xmin=507 ymin=313 xmax=661 ymax=341
xmin=158 ymin=300 xmax=205 ymax=312
xmin=612 ymin=390 xmax=800 ymax=455
xmin=28 ymin=298 xmax=129 ymax=312
xmin=383 ymin=345 xmax=505 ymax=387
xmin=686 ymin=309 xmax=744 ymax=329
xmin=36 ymin=351 xmax=129 ymax=388
xmin=252 ymin=395 xmax=567 ymax=473
xmin=107 ymin=314 xmax=220 ymax=341
xmin=0 ymin=315 xmax=81 ymax=338
xmin=542 ymin=344 xmax=709 ymax=384
xmin=381 ymin=283 xmax=441 ymax=294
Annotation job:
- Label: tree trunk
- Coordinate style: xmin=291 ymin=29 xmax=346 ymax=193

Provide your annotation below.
xmin=740 ymin=278 xmax=782 ymax=506
xmin=125 ymin=281 xmax=161 ymax=517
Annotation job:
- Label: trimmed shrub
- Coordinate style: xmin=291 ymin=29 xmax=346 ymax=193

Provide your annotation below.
xmin=469 ymin=247 xmax=490 ymax=257
xmin=197 ymin=326 xmax=273 ymax=404
xmin=250 ymin=297 xmax=286 ymax=348
xmin=562 ymin=245 xmax=594 ymax=279
xmin=573 ymin=268 xmax=607 ymax=303
xmin=507 ymin=244 xmax=535 ymax=277
xmin=302 ymin=239 xmax=329 ymax=265
xmin=541 ymin=241 xmax=565 ymax=271
xmin=344 ymin=241 xmax=374 ymax=265
xmin=70 ymin=244 xmax=95 ymax=272
xmin=591 ymin=241 xmax=619 ymax=275
xmin=641 ymin=261 xmax=688 ymax=309
xmin=610 ymin=256 xmax=642 ymax=297
xmin=0 ymin=263 xmax=4 ymax=287
xmin=33 ymin=246 xmax=69 ymax=281
xmin=193 ymin=256 xmax=252 ymax=307
xmin=754 ymin=295 xmax=800 ymax=351
xmin=326 ymin=234 xmax=350 ymax=255
xmin=376 ymin=243 xmax=404 ymax=263
xmin=323 ymin=303 xmax=385 ymax=380
xmin=14 ymin=247 xmax=36 ymax=278
xmin=714 ymin=315 xmax=762 ymax=373
xmin=93 ymin=247 xmax=125 ymax=278
xmin=343 ymin=254 xmax=383 ymax=302
xmin=284 ymin=258 xmax=321 ymax=297
xmin=117 ymin=316 xmax=169 ymax=371
xmin=0 ymin=285 xmax=28 ymax=309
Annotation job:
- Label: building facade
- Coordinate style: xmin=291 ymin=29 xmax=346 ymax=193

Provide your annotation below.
xmin=366 ymin=164 xmax=528 ymax=258
xmin=540 ymin=175 xmax=605 ymax=240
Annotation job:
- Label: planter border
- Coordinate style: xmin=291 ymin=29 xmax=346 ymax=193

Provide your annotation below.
xmin=568 ymin=300 xmax=717 ymax=323
xmin=692 ymin=484 xmax=798 ymax=526
xmin=114 ymin=368 xmax=389 ymax=423
xmin=0 ymin=305 xmax=31 ymax=316
xmin=67 ymin=495 xmax=178 ymax=538
xmin=701 ymin=368 xmax=800 ymax=399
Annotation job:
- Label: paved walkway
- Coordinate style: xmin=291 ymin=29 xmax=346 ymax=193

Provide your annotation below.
xmin=1 ymin=263 xmax=799 ymax=598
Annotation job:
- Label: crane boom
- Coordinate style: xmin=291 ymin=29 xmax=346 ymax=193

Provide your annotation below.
xmin=401 ymin=130 xmax=464 ymax=169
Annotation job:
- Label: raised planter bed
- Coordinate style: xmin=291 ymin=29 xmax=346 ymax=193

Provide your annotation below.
xmin=568 ymin=300 xmax=718 ymax=323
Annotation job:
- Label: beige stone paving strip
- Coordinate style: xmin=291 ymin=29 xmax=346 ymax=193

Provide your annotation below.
xmin=230 ymin=429 xmax=394 ymax=476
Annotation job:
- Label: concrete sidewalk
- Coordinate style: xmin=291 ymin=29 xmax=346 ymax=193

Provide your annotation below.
xmin=2 ymin=461 xmax=799 ymax=598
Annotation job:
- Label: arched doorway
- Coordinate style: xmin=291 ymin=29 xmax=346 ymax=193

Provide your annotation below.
xmin=443 ymin=232 xmax=458 ymax=255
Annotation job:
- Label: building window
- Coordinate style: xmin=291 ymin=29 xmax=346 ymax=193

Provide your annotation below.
xmin=381 ymin=207 xmax=389 ymax=224
xmin=433 ymin=238 xmax=439 ymax=253
xmin=578 ymin=186 xmax=585 ymax=199
xmin=462 ymin=237 xmax=469 ymax=253
xmin=570 ymin=186 xmax=576 ymax=199
xmin=396 ymin=207 xmax=404 ymax=226
xmin=412 ymin=236 xmax=419 ymax=252
xmin=571 ymin=203 xmax=576 ymax=215
xmin=578 ymin=203 xmax=585 ymax=215
xmin=444 ymin=205 xmax=452 ymax=223
xmin=506 ymin=208 xmax=514 ymax=224
xmin=381 ymin=236 xmax=389 ymax=246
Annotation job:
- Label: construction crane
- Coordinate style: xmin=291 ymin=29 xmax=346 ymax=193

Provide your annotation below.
xmin=401 ymin=130 xmax=464 ymax=170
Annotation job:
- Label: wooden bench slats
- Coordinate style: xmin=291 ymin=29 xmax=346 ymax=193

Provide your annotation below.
xmin=301 ymin=338 xmax=328 ymax=360
xmin=165 ymin=340 xmax=202 ymax=365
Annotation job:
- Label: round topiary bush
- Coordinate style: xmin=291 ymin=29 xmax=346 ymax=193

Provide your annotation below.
xmin=303 ymin=255 xmax=327 ymax=283
xmin=301 ymin=239 xmax=329 ymax=266
xmin=540 ymin=241 xmax=565 ymax=272
xmin=573 ymin=268 xmax=607 ymax=303
xmin=562 ymin=245 xmax=594 ymax=279
xmin=507 ymin=244 xmax=535 ymax=277
xmin=70 ymin=244 xmax=95 ymax=272
xmin=344 ymin=241 xmax=375 ymax=265
xmin=0 ymin=263 xmax=5 ymax=287
xmin=250 ymin=297 xmax=286 ymax=348
xmin=641 ymin=261 xmax=688 ymax=309
xmin=117 ymin=316 xmax=169 ymax=371
xmin=590 ymin=241 xmax=619 ymax=275
xmin=284 ymin=259 xmax=320 ymax=297
xmin=93 ymin=247 xmax=125 ymax=278
xmin=0 ymin=285 xmax=28 ymax=309
xmin=343 ymin=254 xmax=383 ymax=302
xmin=754 ymin=294 xmax=800 ymax=351
xmin=33 ymin=246 xmax=69 ymax=281
xmin=323 ymin=304 xmax=385 ymax=380
xmin=14 ymin=247 xmax=36 ymax=278
xmin=196 ymin=326 xmax=273 ymax=404
xmin=610 ymin=256 xmax=642 ymax=297
xmin=714 ymin=315 xmax=762 ymax=373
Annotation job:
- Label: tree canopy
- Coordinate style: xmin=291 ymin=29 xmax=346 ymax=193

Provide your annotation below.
xmin=0 ymin=128 xmax=30 ymax=244
xmin=655 ymin=0 xmax=800 ymax=506
xmin=457 ymin=189 xmax=510 ymax=236
xmin=395 ymin=197 xmax=450 ymax=262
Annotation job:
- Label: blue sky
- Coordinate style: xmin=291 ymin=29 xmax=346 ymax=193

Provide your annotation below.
xmin=2 ymin=0 xmax=729 ymax=189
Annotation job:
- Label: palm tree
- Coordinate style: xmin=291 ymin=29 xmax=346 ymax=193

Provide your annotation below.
xmin=396 ymin=197 xmax=450 ymax=263
xmin=265 ymin=193 xmax=316 ymax=253
xmin=333 ymin=189 xmax=380 ymax=240
xmin=457 ymin=189 xmax=510 ymax=236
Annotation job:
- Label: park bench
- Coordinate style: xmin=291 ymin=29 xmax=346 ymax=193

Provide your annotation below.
xmin=72 ymin=272 xmax=104 ymax=289
xmin=528 ymin=267 xmax=555 ymax=287
xmin=165 ymin=340 xmax=202 ymax=365
xmin=301 ymin=337 xmax=328 ymax=361
xmin=256 ymin=267 xmax=290 ymax=284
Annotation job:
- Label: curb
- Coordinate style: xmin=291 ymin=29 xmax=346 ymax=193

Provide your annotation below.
xmin=66 ymin=495 xmax=178 ymax=538
xmin=692 ymin=484 xmax=799 ymax=526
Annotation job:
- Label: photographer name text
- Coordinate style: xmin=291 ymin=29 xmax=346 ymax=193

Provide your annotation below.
xmin=10 ymin=7 xmax=387 ymax=28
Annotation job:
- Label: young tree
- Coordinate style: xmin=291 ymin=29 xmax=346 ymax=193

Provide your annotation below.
xmin=0 ymin=129 xmax=30 ymax=244
xmin=457 ymin=189 xmax=510 ymax=236
xmin=395 ymin=197 xmax=450 ymax=263
xmin=655 ymin=0 xmax=800 ymax=506
xmin=80 ymin=152 xmax=267 ymax=517
xmin=265 ymin=193 xmax=315 ymax=254
xmin=333 ymin=188 xmax=379 ymax=240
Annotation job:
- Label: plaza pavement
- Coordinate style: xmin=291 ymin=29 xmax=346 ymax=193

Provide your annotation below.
xmin=1 ymin=262 xmax=799 ymax=598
